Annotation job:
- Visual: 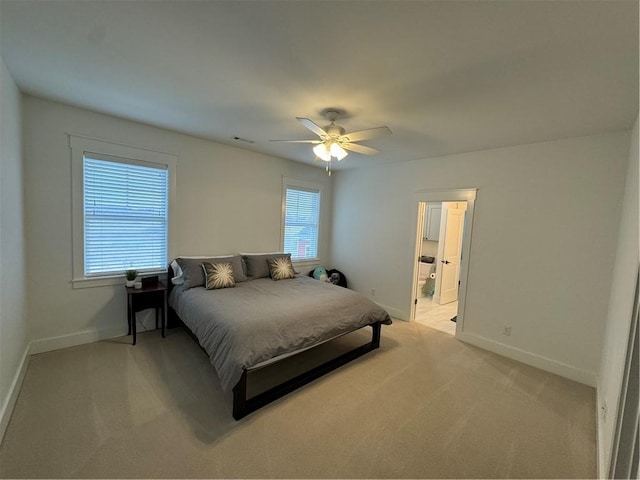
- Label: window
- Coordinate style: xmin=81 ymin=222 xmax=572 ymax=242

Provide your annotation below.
xmin=70 ymin=135 xmax=177 ymax=287
xmin=282 ymin=180 xmax=321 ymax=262
xmin=83 ymin=155 xmax=168 ymax=276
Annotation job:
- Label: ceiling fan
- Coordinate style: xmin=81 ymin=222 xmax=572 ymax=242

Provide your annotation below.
xmin=271 ymin=110 xmax=391 ymax=173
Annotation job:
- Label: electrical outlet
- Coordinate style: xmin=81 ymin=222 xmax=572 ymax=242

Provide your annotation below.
xmin=371 ymin=288 xmax=376 ymax=297
xmin=502 ymin=325 xmax=512 ymax=336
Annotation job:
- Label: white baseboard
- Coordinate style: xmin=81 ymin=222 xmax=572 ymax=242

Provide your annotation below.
xmin=595 ymin=378 xmax=607 ymax=479
xmin=375 ymin=302 xmax=408 ymax=322
xmin=374 ymin=304 xmax=597 ymax=387
xmin=2 ymin=325 xmax=135 ymax=444
xmin=0 ymin=344 xmax=30 ymax=444
xmin=29 ymin=326 xmax=126 ymax=355
xmin=456 ymin=331 xmax=598 ymax=387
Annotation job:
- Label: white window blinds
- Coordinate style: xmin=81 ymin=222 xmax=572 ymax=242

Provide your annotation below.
xmin=83 ymin=155 xmax=168 ymax=276
xmin=283 ymin=186 xmax=320 ymax=261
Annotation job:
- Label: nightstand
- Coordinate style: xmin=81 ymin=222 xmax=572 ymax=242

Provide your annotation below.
xmin=125 ymin=282 xmax=167 ymax=345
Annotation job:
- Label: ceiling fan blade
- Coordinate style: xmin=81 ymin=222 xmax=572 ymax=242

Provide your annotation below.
xmin=269 ymin=139 xmax=321 ymax=143
xmin=339 ymin=126 xmax=391 ymax=143
xmin=296 ymin=117 xmax=328 ymax=138
xmin=341 ymin=143 xmax=380 ymax=155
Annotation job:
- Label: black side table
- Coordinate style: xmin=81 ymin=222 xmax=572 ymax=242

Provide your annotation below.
xmin=125 ymin=282 xmax=167 ymax=345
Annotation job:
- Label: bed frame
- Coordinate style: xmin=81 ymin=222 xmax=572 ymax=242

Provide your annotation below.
xmin=231 ymin=322 xmax=381 ymax=419
xmin=167 ymin=265 xmax=384 ymax=420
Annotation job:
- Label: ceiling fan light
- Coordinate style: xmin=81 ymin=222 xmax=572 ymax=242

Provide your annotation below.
xmin=313 ymin=143 xmax=331 ymax=162
xmin=330 ymin=142 xmax=348 ymax=161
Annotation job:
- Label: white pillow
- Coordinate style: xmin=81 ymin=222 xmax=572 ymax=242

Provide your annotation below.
xmin=170 ymin=259 xmax=184 ymax=285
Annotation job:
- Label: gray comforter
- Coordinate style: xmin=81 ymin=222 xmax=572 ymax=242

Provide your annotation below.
xmin=169 ymin=275 xmax=392 ymax=392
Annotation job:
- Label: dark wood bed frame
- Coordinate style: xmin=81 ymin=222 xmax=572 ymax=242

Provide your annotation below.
xmin=167 ymin=265 xmax=384 ymax=420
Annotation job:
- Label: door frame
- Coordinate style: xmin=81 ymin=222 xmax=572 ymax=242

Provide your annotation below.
xmin=410 ymin=188 xmax=477 ymax=335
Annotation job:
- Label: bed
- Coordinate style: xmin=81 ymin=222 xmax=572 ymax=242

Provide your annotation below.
xmin=168 ymin=253 xmax=392 ymax=420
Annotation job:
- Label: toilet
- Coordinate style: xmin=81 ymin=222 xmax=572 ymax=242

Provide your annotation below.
xmin=417 ymin=261 xmax=435 ymax=296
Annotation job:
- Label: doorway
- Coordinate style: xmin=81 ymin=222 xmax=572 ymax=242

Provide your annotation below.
xmin=410 ymin=189 xmax=477 ymax=336
xmin=415 ymin=201 xmax=466 ymax=334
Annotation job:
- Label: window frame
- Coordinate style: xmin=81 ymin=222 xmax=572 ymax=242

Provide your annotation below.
xmin=280 ymin=177 xmax=323 ymax=265
xmin=70 ymin=134 xmax=177 ymax=288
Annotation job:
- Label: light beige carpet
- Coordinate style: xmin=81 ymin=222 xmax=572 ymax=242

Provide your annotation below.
xmin=0 ymin=321 xmax=596 ymax=479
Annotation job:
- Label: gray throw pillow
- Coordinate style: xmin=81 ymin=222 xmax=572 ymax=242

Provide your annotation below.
xmin=176 ymin=255 xmax=247 ymax=288
xmin=242 ymin=253 xmax=291 ymax=279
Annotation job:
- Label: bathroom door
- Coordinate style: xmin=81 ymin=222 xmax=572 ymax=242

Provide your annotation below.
xmin=435 ymin=205 xmax=465 ymax=305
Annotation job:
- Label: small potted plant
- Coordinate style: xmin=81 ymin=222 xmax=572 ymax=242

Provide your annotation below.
xmin=125 ymin=269 xmax=138 ymax=287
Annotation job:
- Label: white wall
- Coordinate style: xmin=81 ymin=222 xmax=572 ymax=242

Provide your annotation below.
xmin=22 ymin=96 xmax=332 ymax=352
xmin=597 ymin=116 xmax=639 ymax=476
xmin=330 ymin=132 xmax=630 ymax=385
xmin=0 ymin=58 xmax=28 ymax=439
xmin=421 ymin=239 xmax=438 ymax=259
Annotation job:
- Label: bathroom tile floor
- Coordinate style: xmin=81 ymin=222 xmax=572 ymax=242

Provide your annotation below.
xmin=414 ymin=296 xmax=458 ymax=336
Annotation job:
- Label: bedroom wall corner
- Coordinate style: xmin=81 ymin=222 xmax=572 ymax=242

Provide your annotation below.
xmin=596 ymin=115 xmax=639 ymax=478
xmin=329 ymin=132 xmax=630 ymax=386
xmin=0 ymin=57 xmax=29 ymax=443
xmin=20 ymin=95 xmax=332 ymax=351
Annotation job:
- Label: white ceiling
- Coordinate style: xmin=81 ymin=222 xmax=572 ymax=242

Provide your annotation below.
xmin=1 ymin=0 xmax=637 ymax=170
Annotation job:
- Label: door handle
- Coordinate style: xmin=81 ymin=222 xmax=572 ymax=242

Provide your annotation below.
xmin=441 ymin=260 xmax=450 ymax=264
